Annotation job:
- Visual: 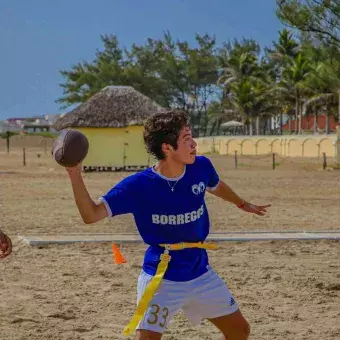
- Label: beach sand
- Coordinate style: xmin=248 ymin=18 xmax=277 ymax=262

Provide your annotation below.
xmin=1 ymin=150 xmax=339 ymax=339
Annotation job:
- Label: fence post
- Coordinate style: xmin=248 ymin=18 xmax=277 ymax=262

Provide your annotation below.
xmin=23 ymin=148 xmax=26 ymax=166
xmin=234 ymin=150 xmax=238 ymax=169
xmin=6 ymin=131 xmax=10 ymax=153
xmin=272 ymin=153 xmax=276 ymax=170
xmin=323 ymin=152 xmax=327 ymax=170
xmin=336 ymin=126 xmax=340 ymax=168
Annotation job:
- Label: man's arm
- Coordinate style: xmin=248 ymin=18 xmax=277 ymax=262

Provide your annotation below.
xmin=207 ymin=180 xmax=244 ymax=206
xmin=207 ymin=180 xmax=271 ymax=216
xmin=67 ymin=165 xmax=108 ymax=224
xmin=0 ymin=228 xmax=12 ymax=259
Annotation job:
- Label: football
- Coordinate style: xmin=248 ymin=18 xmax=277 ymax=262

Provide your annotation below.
xmin=52 ymin=130 xmax=89 ymax=167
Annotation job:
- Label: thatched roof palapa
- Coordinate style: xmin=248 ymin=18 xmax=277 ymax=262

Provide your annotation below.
xmin=221 ymin=120 xmax=244 ymax=128
xmin=53 ymin=86 xmax=167 ymax=131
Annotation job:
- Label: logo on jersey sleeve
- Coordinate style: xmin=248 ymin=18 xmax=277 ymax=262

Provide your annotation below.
xmin=192 ymin=182 xmax=205 ymax=195
xmin=152 ymin=205 xmax=204 ymax=226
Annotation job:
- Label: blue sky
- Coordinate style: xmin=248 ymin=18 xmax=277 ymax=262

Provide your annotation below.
xmin=0 ymin=0 xmax=284 ymax=120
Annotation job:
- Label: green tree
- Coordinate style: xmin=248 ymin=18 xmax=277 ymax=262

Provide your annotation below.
xmin=57 ymin=32 xmax=219 ymax=137
xmin=277 ymin=2 xmax=340 ymax=126
xmin=206 ymin=101 xmax=226 ymax=136
xmin=280 ymin=52 xmax=313 ymax=133
xmin=217 ymin=38 xmax=261 ymax=70
xmin=155 ymin=31 xmax=219 ymax=136
xmin=218 ymin=40 xmax=273 ymax=136
xmin=304 ymin=60 xmax=339 ymax=133
xmin=276 ymin=0 xmax=340 ymax=48
xmin=265 ymin=28 xmax=299 ymax=79
xmin=264 ymin=29 xmax=302 ymax=134
xmin=226 ymin=78 xmax=276 ymax=136
xmin=57 ymin=35 xmax=127 ymax=108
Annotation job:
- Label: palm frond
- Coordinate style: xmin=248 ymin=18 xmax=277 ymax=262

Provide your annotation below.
xmin=304 ymin=92 xmax=335 ymax=108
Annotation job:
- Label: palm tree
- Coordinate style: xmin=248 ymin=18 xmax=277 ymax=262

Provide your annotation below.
xmin=266 ymin=29 xmax=299 ymax=66
xmin=218 ymin=52 xmax=271 ymax=135
xmin=303 ymin=61 xmax=339 ymax=134
xmin=207 ymin=99 xmax=237 ymax=136
xmin=226 ymin=77 xmax=276 ymax=136
xmin=265 ymin=29 xmax=300 ymax=133
xmin=279 ymin=53 xmax=312 ymax=134
xmin=301 ymin=41 xmax=340 ymax=129
xmin=218 ymin=52 xmax=266 ymax=87
xmin=315 ymin=61 xmax=340 ymax=127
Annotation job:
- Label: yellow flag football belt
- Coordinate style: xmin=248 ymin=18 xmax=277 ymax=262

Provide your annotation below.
xmin=122 ymin=242 xmax=219 ymax=336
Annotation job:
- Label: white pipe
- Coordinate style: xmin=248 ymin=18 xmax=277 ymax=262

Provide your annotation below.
xmin=17 ymin=231 xmax=340 ymax=246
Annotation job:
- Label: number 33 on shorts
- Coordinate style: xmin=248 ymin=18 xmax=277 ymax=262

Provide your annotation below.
xmin=147 ymin=304 xmax=169 ymax=328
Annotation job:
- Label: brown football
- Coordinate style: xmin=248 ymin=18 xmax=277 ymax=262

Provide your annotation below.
xmin=52 ymin=130 xmax=89 ymax=167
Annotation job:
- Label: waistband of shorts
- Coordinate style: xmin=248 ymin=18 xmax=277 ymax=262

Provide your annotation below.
xmin=140 ymin=266 xmax=214 ymax=284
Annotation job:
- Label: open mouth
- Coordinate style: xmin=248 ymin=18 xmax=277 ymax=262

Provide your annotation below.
xmin=190 ymin=151 xmax=197 ymax=156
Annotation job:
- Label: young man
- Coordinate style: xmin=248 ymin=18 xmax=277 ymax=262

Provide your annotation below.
xmin=0 ymin=228 xmax=12 ymax=259
xmin=65 ymin=110 xmax=270 ymax=340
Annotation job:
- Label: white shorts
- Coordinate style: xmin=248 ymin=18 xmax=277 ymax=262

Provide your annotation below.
xmin=136 ymin=268 xmax=239 ymax=334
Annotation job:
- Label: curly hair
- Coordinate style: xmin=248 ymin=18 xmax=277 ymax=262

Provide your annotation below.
xmin=143 ymin=110 xmax=189 ymax=160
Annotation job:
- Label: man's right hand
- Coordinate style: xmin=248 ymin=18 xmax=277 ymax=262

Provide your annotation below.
xmin=65 ymin=163 xmax=83 ymax=177
xmin=0 ymin=230 xmax=12 ymax=259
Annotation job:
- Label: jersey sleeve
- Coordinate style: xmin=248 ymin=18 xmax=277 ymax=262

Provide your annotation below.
xmin=99 ymin=176 xmax=138 ymax=217
xmin=203 ymin=156 xmax=220 ymax=190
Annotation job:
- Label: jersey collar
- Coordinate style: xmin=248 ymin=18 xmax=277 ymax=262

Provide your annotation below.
xmin=151 ymin=164 xmax=186 ymax=182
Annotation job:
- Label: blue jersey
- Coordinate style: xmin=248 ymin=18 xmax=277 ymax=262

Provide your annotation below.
xmin=100 ymin=156 xmax=220 ymax=282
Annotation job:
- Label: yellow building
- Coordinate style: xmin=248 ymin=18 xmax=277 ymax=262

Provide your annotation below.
xmin=53 ymin=86 xmax=167 ymax=171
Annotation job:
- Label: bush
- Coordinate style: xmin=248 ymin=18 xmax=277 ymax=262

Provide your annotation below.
xmin=0 ymin=131 xmax=18 ymax=139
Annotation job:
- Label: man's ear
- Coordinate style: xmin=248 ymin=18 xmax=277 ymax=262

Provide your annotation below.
xmin=161 ymin=142 xmax=170 ymax=156
xmin=161 ymin=142 xmax=175 ymax=156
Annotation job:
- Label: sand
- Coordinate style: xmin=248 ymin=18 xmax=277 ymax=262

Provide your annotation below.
xmin=1 ymin=149 xmax=340 ymax=339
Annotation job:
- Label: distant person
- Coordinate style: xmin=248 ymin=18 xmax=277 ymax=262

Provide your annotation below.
xmin=65 ymin=110 xmax=271 ymax=340
xmin=0 ymin=229 xmax=12 ymax=259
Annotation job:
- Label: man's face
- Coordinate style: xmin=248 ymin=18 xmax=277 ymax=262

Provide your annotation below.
xmin=167 ymin=126 xmax=197 ymax=164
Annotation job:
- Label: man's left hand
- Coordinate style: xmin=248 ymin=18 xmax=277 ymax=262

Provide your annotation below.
xmin=238 ymin=201 xmax=271 ymax=216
